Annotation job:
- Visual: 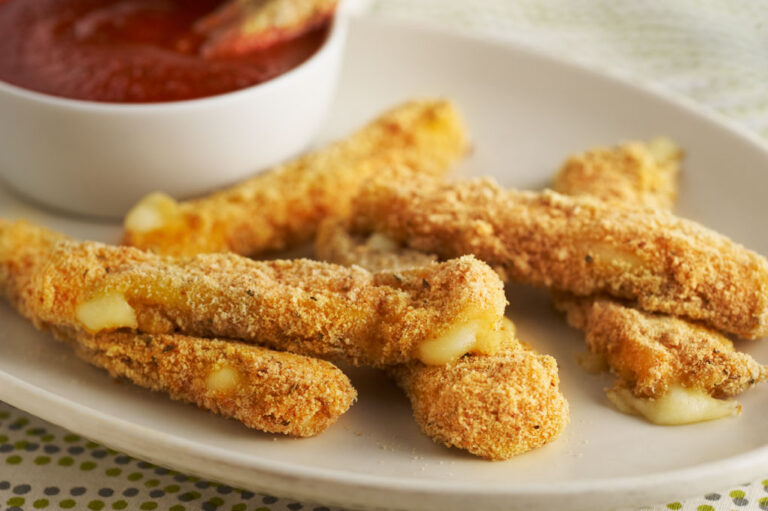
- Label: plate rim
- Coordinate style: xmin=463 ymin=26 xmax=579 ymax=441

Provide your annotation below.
xmin=2 ymin=367 xmax=768 ymax=497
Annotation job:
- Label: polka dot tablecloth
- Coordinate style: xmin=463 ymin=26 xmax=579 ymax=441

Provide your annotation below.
xmin=4 ymin=1 xmax=768 ymax=510
xmin=1 ymin=401 xmax=768 ymax=511
xmin=0 ymin=404 xmax=322 ymax=510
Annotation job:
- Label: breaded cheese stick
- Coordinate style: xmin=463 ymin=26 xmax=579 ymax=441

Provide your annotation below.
xmin=0 ymin=220 xmax=356 ymax=437
xmin=122 ymin=99 xmax=468 ymax=257
xmin=315 ymin=223 xmax=569 ymax=459
xmin=55 ymin=328 xmax=356 ymax=436
xmin=390 ymin=319 xmax=568 ymax=460
xmin=316 ymin=218 xmax=437 ymax=272
xmin=550 ymin=138 xmax=768 ymax=424
xmin=0 ymin=220 xmax=67 ymax=311
xmin=348 ymin=177 xmax=768 ymax=339
xmin=4 ymin=221 xmax=506 ymax=367
xmin=554 ymin=296 xmax=767 ymax=424
xmin=553 ymin=137 xmax=682 ymax=210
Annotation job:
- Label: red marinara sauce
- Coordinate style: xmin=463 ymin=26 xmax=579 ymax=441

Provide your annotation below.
xmin=0 ymin=0 xmax=329 ymax=103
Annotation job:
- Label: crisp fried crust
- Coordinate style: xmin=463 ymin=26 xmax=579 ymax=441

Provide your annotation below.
xmin=553 ymin=138 xmax=682 ymax=211
xmin=0 ymin=220 xmax=356 ymax=437
xmin=349 ymin=177 xmax=768 ymax=339
xmin=196 ymin=0 xmax=338 ymax=58
xmin=122 ymin=99 xmax=468 ymax=257
xmin=391 ymin=334 xmax=568 ymax=460
xmin=55 ymin=328 xmax=356 ymax=437
xmin=0 ymin=219 xmax=67 ymax=311
xmin=316 ymin=218 xmax=436 ymax=271
xmin=7 ymin=221 xmax=506 ymax=367
xmin=551 ymin=139 xmax=767 ymax=403
xmin=554 ymin=296 xmax=767 ymax=399
xmin=316 ymin=221 xmax=568 ymax=459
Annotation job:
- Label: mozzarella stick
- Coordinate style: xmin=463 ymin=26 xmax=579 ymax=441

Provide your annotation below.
xmin=390 ymin=319 xmax=568 ymax=460
xmin=555 ymin=296 xmax=766 ymax=396
xmin=550 ymin=138 xmax=768 ymax=424
xmin=555 ymin=294 xmax=765 ymax=425
xmin=0 ymin=220 xmax=67 ymax=312
xmin=348 ymin=177 xmax=768 ymax=339
xmin=54 ymin=328 xmax=356 ymax=437
xmin=196 ymin=0 xmax=338 ymax=58
xmin=0 ymin=220 xmax=356 ymax=436
xmin=553 ymin=137 xmax=682 ymax=210
xmin=316 ymin=222 xmax=569 ymax=459
xmin=4 ymin=221 xmax=506 ymax=367
xmin=316 ymin=218 xmax=437 ymax=272
xmin=122 ymin=99 xmax=468 ymax=257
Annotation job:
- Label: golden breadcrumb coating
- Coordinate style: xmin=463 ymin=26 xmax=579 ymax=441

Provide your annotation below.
xmin=0 ymin=219 xmax=67 ymax=311
xmin=0 ymin=220 xmax=356 ymax=437
xmin=551 ymin=139 xmax=767 ymax=406
xmin=391 ymin=328 xmax=568 ymax=460
xmin=349 ymin=176 xmax=768 ymax=339
xmin=316 ymin=218 xmax=436 ymax=271
xmin=6 ymin=221 xmax=506 ymax=367
xmin=197 ymin=0 xmax=338 ymax=58
xmin=122 ymin=99 xmax=468 ymax=257
xmin=315 ymin=222 xmax=569 ymax=459
xmin=54 ymin=328 xmax=356 ymax=437
xmin=554 ymin=296 xmax=767 ymax=399
xmin=553 ymin=138 xmax=682 ymax=211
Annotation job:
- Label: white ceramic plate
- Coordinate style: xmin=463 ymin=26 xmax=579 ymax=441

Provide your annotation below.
xmin=2 ymin=16 xmax=768 ymax=511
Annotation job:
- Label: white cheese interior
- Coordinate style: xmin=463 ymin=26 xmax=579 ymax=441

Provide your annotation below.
xmin=206 ymin=366 xmax=240 ymax=393
xmin=606 ymin=385 xmax=740 ymax=425
xmin=365 ymin=233 xmax=399 ymax=252
xmin=417 ymin=322 xmax=480 ymax=365
xmin=76 ymin=293 xmax=138 ymax=333
xmin=124 ymin=192 xmax=178 ymax=233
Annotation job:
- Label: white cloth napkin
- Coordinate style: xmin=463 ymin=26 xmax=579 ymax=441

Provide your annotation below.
xmin=371 ymin=0 xmax=768 ymax=140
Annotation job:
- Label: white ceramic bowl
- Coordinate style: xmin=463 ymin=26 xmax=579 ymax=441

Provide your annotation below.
xmin=0 ymin=12 xmax=347 ymax=218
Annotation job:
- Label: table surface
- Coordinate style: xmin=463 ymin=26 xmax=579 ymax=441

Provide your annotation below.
xmin=2 ymin=1 xmax=768 ymax=510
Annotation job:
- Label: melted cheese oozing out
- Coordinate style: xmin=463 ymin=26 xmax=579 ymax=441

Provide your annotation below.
xmin=606 ymin=385 xmax=740 ymax=425
xmin=365 ymin=233 xmax=399 ymax=252
xmin=585 ymin=242 xmax=644 ymax=269
xmin=76 ymin=293 xmax=138 ymax=332
xmin=417 ymin=314 xmax=503 ymax=365
xmin=124 ymin=192 xmax=179 ymax=233
xmin=499 ymin=317 xmax=515 ymax=339
xmin=646 ymin=136 xmax=681 ymax=164
xmin=417 ymin=323 xmax=479 ymax=365
xmin=206 ymin=366 xmax=240 ymax=393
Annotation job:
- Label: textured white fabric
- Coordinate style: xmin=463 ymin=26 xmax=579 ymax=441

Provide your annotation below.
xmin=372 ymin=0 xmax=768 ymax=139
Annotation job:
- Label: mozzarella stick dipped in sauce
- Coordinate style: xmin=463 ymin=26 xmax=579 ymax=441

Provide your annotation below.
xmin=316 ymin=220 xmax=569 ymax=459
xmin=123 ymin=99 xmax=469 ymax=257
xmin=551 ymin=138 xmax=768 ymax=424
xmin=347 ymin=176 xmax=768 ymax=340
xmin=196 ymin=0 xmax=338 ymax=58
xmin=5 ymin=221 xmax=507 ymax=368
xmin=0 ymin=220 xmax=355 ymax=436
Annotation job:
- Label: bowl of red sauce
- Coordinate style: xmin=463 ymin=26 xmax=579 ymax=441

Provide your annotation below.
xmin=0 ymin=0 xmax=347 ymax=217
